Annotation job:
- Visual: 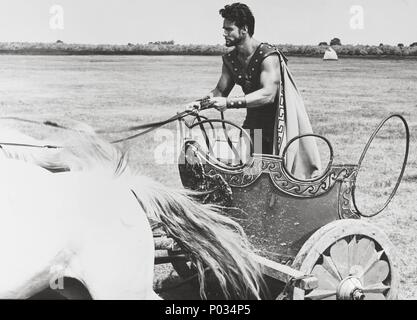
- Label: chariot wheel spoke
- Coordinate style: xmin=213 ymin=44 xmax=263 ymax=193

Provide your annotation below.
xmin=305 ymin=289 xmax=337 ymax=300
xmin=358 ymin=249 xmax=383 ymax=278
xmin=329 ymin=239 xmax=349 ymax=278
xmin=356 ymin=238 xmax=374 ymax=257
xmin=355 ymin=238 xmax=376 ymax=267
xmin=347 ymin=236 xmax=358 ymax=270
xmin=311 ymin=264 xmax=339 ymax=290
xmin=362 ymin=260 xmax=389 ymax=286
xmin=358 ymin=238 xmax=382 ymax=273
xmin=321 ymin=255 xmax=342 ymax=281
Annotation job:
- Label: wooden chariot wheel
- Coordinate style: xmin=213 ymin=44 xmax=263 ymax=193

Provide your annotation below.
xmin=291 ymin=219 xmax=399 ymax=300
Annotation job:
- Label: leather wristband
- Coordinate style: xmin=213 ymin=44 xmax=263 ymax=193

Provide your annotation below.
xmin=197 ymin=95 xmax=210 ymax=103
xmin=226 ymin=96 xmax=247 ymax=109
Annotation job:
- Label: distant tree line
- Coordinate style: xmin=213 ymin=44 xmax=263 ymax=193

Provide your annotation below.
xmin=0 ymin=41 xmax=416 ymax=57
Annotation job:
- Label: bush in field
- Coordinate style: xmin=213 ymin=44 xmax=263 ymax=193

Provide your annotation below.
xmin=359 ymin=48 xmax=368 ymax=55
xmin=409 ymin=46 xmax=417 ymax=56
xmin=383 ymin=45 xmax=405 ymax=55
xmin=368 ymin=46 xmax=384 ymax=56
xmin=409 ymin=42 xmax=417 ymax=48
xmin=401 ymin=47 xmax=410 ymax=56
xmin=353 ymin=45 xmax=367 ymax=55
xmin=318 ymin=42 xmax=328 ymax=46
xmin=334 ymin=44 xmax=353 ymax=56
xmin=397 ymin=43 xmax=404 ymax=48
xmin=330 ymin=38 xmax=342 ymax=46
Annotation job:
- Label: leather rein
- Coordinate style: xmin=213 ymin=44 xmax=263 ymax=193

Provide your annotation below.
xmin=0 ymin=108 xmax=204 ymax=149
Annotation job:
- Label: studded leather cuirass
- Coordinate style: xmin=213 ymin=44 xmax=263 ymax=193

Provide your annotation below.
xmin=222 ymin=43 xmax=285 ymax=138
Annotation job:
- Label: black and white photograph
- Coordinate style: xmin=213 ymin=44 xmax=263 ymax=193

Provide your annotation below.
xmin=0 ymin=0 xmax=416 ymax=304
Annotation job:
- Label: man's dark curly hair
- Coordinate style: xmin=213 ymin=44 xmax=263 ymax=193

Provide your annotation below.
xmin=219 ymin=3 xmax=255 ymax=37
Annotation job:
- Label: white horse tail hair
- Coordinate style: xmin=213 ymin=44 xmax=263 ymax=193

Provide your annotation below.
xmin=128 ymin=175 xmax=265 ymax=300
xmin=24 ymin=129 xmax=265 ymax=299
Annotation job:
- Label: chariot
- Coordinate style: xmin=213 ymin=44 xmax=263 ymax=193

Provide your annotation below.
xmin=154 ymin=108 xmax=410 ymax=300
xmin=0 ymin=106 xmax=409 ymax=300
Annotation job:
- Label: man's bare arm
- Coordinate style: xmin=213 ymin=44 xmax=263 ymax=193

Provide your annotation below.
xmin=243 ymin=54 xmax=281 ymax=108
xmin=209 ymin=63 xmax=235 ymax=98
xmin=208 ymin=54 xmax=281 ymax=112
xmin=185 ymin=63 xmax=234 ymax=110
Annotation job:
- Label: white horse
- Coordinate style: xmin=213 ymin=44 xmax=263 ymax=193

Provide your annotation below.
xmin=0 ymin=128 xmax=263 ymax=299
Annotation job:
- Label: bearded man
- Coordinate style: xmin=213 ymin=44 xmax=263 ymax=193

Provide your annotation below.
xmin=189 ymin=2 xmax=321 ymax=179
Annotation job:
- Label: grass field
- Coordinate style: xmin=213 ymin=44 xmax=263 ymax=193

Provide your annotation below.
xmin=1 ymin=55 xmax=416 ymax=299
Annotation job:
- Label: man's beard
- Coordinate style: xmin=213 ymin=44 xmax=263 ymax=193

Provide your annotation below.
xmin=225 ymin=36 xmax=243 ymax=47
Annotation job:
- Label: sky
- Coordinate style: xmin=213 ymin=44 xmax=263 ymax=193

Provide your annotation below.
xmin=0 ymin=0 xmax=416 ymax=46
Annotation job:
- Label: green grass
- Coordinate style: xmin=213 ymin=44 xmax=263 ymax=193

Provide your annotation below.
xmin=1 ymin=55 xmax=416 ymax=299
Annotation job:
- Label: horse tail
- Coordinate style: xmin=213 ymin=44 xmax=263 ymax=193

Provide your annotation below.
xmin=16 ymin=129 xmax=264 ymax=299
xmin=128 ymin=175 xmax=264 ymax=300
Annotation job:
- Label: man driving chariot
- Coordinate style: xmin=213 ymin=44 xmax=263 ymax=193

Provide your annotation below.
xmin=188 ymin=2 xmax=321 ymax=179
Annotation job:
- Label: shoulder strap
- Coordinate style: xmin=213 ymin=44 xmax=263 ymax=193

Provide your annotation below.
xmin=246 ymin=44 xmax=287 ymax=81
xmin=222 ymin=50 xmax=237 ymax=74
xmin=256 ymin=44 xmax=288 ymax=65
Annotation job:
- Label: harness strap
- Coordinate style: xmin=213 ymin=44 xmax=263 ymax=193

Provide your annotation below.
xmin=0 ymin=109 xmax=198 ymax=148
xmin=0 ymin=142 xmax=62 ymax=149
